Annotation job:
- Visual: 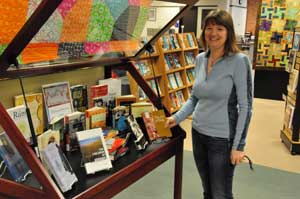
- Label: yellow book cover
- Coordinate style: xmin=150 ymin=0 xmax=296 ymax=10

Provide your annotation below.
xmin=152 ymin=110 xmax=172 ymax=138
xmin=131 ymin=102 xmax=153 ymax=118
xmin=85 ymin=107 xmax=106 ymax=129
xmin=14 ymin=93 xmax=44 ymax=135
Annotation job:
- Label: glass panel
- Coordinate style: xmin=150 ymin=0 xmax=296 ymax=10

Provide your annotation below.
xmin=0 ymin=0 xmax=185 ymax=69
xmin=0 ymin=128 xmax=41 ymax=189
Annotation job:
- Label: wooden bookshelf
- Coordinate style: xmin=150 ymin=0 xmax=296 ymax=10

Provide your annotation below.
xmin=280 ymin=27 xmax=300 ymax=155
xmin=128 ymin=32 xmax=198 ymax=114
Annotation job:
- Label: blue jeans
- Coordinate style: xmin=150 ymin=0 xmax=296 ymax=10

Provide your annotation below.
xmin=192 ymin=129 xmax=235 ymax=199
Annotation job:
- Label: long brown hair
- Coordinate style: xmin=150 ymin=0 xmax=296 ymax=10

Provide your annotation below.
xmin=200 ymin=9 xmax=240 ymax=55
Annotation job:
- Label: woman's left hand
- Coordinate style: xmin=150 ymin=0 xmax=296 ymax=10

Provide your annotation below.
xmin=230 ymin=150 xmax=245 ymax=165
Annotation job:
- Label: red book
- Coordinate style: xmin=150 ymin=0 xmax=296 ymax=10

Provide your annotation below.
xmin=90 ymin=84 xmax=108 ymax=107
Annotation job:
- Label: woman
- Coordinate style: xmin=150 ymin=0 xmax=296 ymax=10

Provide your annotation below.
xmin=166 ymin=9 xmax=252 ymax=199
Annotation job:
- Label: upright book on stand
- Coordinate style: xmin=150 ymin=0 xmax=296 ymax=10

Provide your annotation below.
xmin=6 ymin=105 xmax=32 ymax=143
xmin=14 ymin=93 xmax=44 ymax=136
xmin=76 ymin=128 xmax=112 ymax=174
xmin=42 ymin=143 xmax=78 ymax=192
xmin=42 ymin=82 xmax=73 ymax=123
xmin=0 ymin=132 xmax=31 ymax=182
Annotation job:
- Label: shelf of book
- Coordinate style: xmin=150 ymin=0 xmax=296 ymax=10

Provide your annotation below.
xmin=128 ymin=32 xmax=198 ymax=113
xmin=280 ymin=27 xmax=300 ymax=155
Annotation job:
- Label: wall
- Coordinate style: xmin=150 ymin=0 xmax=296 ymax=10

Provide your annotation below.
xmin=195 ymin=0 xmax=228 ymax=38
xmin=0 ymin=67 xmax=104 ymax=109
xmin=229 ymin=0 xmax=247 ymax=36
xmin=195 ymin=0 xmax=248 ymax=38
xmin=246 ymin=0 xmax=260 ymax=35
xmin=141 ymin=1 xmax=182 ymax=37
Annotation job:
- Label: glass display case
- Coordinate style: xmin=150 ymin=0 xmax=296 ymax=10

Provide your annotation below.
xmin=0 ymin=1 xmax=198 ymax=198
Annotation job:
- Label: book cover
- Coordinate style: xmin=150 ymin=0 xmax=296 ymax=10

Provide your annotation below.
xmin=76 ymin=128 xmax=112 ymax=174
xmin=112 ymin=106 xmax=130 ymax=132
xmin=131 ymin=102 xmax=154 ymax=118
xmin=37 ymin=129 xmax=60 ymax=159
xmin=0 ymin=132 xmax=31 ymax=182
xmin=6 ymin=105 xmax=31 ymax=143
xmin=90 ymin=84 xmax=108 ymax=107
xmin=42 ymin=143 xmax=78 ymax=192
xmin=152 ymin=110 xmax=172 ymax=138
xmin=126 ymin=115 xmax=148 ymax=150
xmin=42 ymin=81 xmax=73 ymax=123
xmin=49 ymin=116 xmax=65 ymax=147
xmin=177 ymin=34 xmax=186 ymax=49
xmin=85 ymin=107 xmax=106 ymax=129
xmin=70 ymin=84 xmax=88 ymax=112
xmin=174 ymin=72 xmax=184 ymax=87
xmin=142 ymin=112 xmax=160 ymax=141
xmin=98 ymin=78 xmax=122 ymax=103
xmin=14 ymin=93 xmax=44 ymax=135
xmin=65 ymin=111 xmax=86 ymax=151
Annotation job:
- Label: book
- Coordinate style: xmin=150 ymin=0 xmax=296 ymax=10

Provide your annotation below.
xmin=152 ymin=110 xmax=172 ymax=138
xmin=85 ymin=107 xmax=106 ymax=129
xmin=65 ymin=111 xmax=86 ymax=151
xmin=0 ymin=132 xmax=31 ymax=182
xmin=115 ymin=95 xmax=136 ymax=106
xmin=14 ymin=93 xmax=44 ymax=135
xmin=142 ymin=112 xmax=160 ymax=141
xmin=76 ymin=128 xmax=112 ymax=174
xmin=70 ymin=84 xmax=88 ymax=112
xmin=49 ymin=116 xmax=65 ymax=147
xmin=37 ymin=129 xmax=60 ymax=156
xmin=42 ymin=81 xmax=73 ymax=123
xmin=90 ymin=84 xmax=108 ymax=107
xmin=131 ymin=102 xmax=154 ymax=118
xmin=112 ymin=106 xmax=130 ymax=132
xmin=6 ymin=105 xmax=31 ymax=143
xmin=98 ymin=78 xmax=122 ymax=103
xmin=42 ymin=143 xmax=78 ymax=192
xmin=174 ymin=72 xmax=184 ymax=87
xmin=126 ymin=115 xmax=148 ymax=150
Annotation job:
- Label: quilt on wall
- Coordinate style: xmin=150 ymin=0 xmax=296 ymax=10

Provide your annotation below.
xmin=0 ymin=0 xmax=152 ymax=64
xmin=256 ymin=0 xmax=300 ymax=68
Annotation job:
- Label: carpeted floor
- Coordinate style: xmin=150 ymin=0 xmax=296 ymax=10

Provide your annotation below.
xmin=114 ymin=150 xmax=300 ymax=199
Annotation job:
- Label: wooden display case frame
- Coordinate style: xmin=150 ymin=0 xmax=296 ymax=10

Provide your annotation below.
xmin=0 ymin=0 xmax=198 ymax=198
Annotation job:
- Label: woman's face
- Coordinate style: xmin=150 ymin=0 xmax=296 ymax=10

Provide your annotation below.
xmin=204 ymin=23 xmax=227 ymax=51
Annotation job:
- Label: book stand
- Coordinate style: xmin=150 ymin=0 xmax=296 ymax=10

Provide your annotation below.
xmin=0 ymin=1 xmax=198 ymax=198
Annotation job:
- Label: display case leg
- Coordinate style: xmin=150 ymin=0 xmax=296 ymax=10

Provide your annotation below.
xmin=174 ymin=140 xmax=183 ymax=199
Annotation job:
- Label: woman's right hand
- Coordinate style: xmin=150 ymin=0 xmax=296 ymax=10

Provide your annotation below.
xmin=165 ymin=116 xmax=177 ymax=128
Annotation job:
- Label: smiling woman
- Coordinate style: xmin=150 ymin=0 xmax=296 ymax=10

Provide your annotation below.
xmin=166 ymin=9 xmax=253 ymax=199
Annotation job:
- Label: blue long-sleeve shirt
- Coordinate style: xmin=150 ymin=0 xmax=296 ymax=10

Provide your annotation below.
xmin=173 ymin=51 xmax=253 ymax=151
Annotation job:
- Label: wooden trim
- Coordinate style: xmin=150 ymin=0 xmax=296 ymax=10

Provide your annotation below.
xmin=0 ymin=178 xmax=46 ymax=199
xmin=0 ymin=103 xmax=64 ymax=199
xmin=0 ymin=56 xmax=131 ymax=79
xmin=252 ymin=0 xmax=262 ymax=69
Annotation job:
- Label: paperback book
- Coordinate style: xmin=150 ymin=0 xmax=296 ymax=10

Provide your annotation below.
xmin=126 ymin=115 xmax=148 ymax=150
xmin=70 ymin=84 xmax=88 ymax=112
xmin=42 ymin=81 xmax=73 ymax=123
xmin=76 ymin=128 xmax=112 ymax=174
xmin=42 ymin=143 xmax=78 ymax=192
xmin=0 ymin=132 xmax=31 ymax=182
xmin=65 ymin=111 xmax=86 ymax=151
xmin=85 ymin=107 xmax=106 ymax=129
xmin=14 ymin=93 xmax=44 ymax=135
xmin=6 ymin=105 xmax=32 ymax=143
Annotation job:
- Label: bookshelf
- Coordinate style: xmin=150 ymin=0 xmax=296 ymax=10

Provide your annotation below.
xmin=280 ymin=27 xmax=300 ymax=155
xmin=128 ymin=32 xmax=198 ymax=113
